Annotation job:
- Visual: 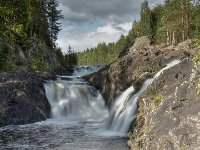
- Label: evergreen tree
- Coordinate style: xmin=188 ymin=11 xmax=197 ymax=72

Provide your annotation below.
xmin=47 ymin=0 xmax=64 ymax=44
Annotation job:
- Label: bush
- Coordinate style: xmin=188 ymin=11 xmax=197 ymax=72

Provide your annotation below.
xmin=0 ymin=44 xmax=14 ymax=72
xmin=31 ymin=42 xmax=52 ymax=73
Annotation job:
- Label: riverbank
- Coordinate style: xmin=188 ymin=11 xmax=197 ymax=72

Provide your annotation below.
xmin=84 ymin=36 xmax=200 ymax=149
xmin=0 ymin=73 xmax=57 ymax=126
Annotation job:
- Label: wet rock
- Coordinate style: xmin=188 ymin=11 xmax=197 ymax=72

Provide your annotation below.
xmin=0 ymin=73 xmax=56 ymax=126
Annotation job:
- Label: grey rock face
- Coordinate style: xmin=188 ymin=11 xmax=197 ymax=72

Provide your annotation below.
xmin=0 ymin=73 xmax=56 ymax=126
xmin=128 ymin=58 xmax=200 ymax=150
xmin=84 ymin=37 xmax=196 ymax=108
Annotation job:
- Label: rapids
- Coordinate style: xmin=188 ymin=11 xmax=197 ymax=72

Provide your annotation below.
xmin=0 ymin=62 xmax=180 ymax=149
xmin=0 ymin=66 xmax=128 ymax=150
xmin=106 ymin=60 xmax=181 ymax=134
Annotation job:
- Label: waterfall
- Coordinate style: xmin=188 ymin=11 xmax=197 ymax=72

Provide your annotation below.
xmin=73 ymin=66 xmax=104 ymax=76
xmin=106 ymin=59 xmax=181 ymax=134
xmin=44 ymin=66 xmax=108 ymax=119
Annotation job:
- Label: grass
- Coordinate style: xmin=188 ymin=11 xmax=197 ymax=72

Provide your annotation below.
xmin=137 ymin=111 xmax=144 ymax=119
xmin=197 ymin=78 xmax=200 ymax=96
xmin=146 ymin=86 xmax=164 ymax=110
xmin=127 ymin=132 xmax=132 ymax=137
xmin=167 ymin=138 xmax=173 ymax=145
xmin=135 ymin=135 xmax=144 ymax=142
xmin=178 ymin=79 xmax=182 ymax=83
xmin=144 ymin=125 xmax=150 ymax=133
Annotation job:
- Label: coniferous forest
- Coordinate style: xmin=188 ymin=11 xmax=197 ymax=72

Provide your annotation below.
xmin=76 ymin=0 xmax=200 ymax=66
xmin=0 ymin=0 xmax=200 ymax=70
xmin=0 ymin=0 xmax=70 ymax=73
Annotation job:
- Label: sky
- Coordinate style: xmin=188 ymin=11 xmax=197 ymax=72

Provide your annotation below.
xmin=57 ymin=0 xmax=165 ymax=53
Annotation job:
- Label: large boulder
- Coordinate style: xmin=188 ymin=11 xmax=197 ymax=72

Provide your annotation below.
xmin=129 ymin=36 xmax=151 ymax=53
xmin=84 ymin=36 xmax=197 ymax=108
xmin=128 ymin=58 xmax=200 ymax=150
xmin=0 ymin=73 xmax=56 ymax=126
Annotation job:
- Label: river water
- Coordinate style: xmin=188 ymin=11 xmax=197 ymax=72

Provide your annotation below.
xmin=0 ymin=66 xmax=129 ymax=150
xmin=0 ymin=61 xmax=181 ymax=150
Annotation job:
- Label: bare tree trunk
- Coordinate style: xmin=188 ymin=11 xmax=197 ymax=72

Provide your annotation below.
xmin=175 ymin=30 xmax=176 ymax=46
xmin=172 ymin=30 xmax=175 ymax=45
xmin=182 ymin=0 xmax=185 ymax=42
xmin=167 ymin=29 xmax=169 ymax=45
xmin=185 ymin=0 xmax=189 ymax=46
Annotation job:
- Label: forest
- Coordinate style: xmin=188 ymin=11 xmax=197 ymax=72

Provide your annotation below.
xmin=76 ymin=0 xmax=200 ymax=66
xmin=0 ymin=0 xmax=67 ymax=73
xmin=0 ymin=0 xmax=200 ymax=71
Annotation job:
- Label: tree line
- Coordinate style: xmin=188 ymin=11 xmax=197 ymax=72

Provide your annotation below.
xmin=56 ymin=45 xmax=78 ymax=67
xmin=0 ymin=0 xmax=64 ymax=72
xmin=76 ymin=0 xmax=200 ymax=66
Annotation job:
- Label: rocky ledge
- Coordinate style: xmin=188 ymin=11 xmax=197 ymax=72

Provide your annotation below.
xmin=0 ymin=73 xmax=56 ymax=126
xmin=84 ymin=36 xmax=197 ymax=108
xmin=128 ymin=58 xmax=200 ymax=150
xmin=84 ymin=36 xmax=200 ymax=149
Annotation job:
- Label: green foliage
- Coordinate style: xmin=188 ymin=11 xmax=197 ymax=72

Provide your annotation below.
xmin=0 ymin=0 xmax=64 ymax=73
xmin=0 ymin=44 xmax=15 ymax=72
xmin=197 ymin=78 xmax=200 ymax=96
xmin=31 ymin=42 xmax=52 ymax=72
xmin=77 ymin=35 xmax=128 ymax=66
xmin=76 ymin=0 xmax=200 ymax=66
xmin=56 ymin=46 xmax=78 ymax=67
xmin=127 ymin=132 xmax=132 ymax=137
xmin=137 ymin=111 xmax=144 ymax=119
xmin=146 ymin=86 xmax=164 ymax=110
xmin=193 ymin=39 xmax=200 ymax=65
xmin=144 ymin=125 xmax=150 ymax=133
xmin=178 ymin=79 xmax=183 ymax=83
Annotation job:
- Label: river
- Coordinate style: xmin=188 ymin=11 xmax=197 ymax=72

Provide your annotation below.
xmin=0 ymin=66 xmax=129 ymax=150
xmin=0 ymin=61 xmax=181 ymax=150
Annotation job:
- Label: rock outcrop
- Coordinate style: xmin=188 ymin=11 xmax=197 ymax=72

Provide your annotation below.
xmin=0 ymin=73 xmax=56 ymax=126
xmin=128 ymin=58 xmax=200 ymax=150
xmin=84 ymin=36 xmax=200 ymax=149
xmin=84 ymin=37 xmax=196 ymax=108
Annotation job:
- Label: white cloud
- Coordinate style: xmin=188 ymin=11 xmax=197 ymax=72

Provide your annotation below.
xmin=96 ymin=23 xmax=119 ymax=34
xmin=57 ymin=22 xmax=132 ymax=53
xmin=56 ymin=0 xmax=165 ymax=53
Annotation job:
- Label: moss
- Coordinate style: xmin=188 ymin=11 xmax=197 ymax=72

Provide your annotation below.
xmin=197 ymin=78 xmax=200 ymax=96
xmin=146 ymin=86 xmax=164 ymax=110
xmin=144 ymin=125 xmax=150 ymax=133
xmin=127 ymin=132 xmax=132 ymax=137
xmin=137 ymin=111 xmax=144 ymax=119
xmin=166 ymin=137 xmax=173 ymax=145
xmin=135 ymin=135 xmax=144 ymax=142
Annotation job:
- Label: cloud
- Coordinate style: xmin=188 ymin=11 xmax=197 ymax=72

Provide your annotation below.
xmin=57 ymin=22 xmax=132 ymax=53
xmin=56 ymin=0 xmax=165 ymax=53
xmin=58 ymin=0 xmax=138 ymax=24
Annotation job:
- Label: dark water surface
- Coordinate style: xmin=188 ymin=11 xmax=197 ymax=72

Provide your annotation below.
xmin=0 ymin=119 xmax=129 ymax=150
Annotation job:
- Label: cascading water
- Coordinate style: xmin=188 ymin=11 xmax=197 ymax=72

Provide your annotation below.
xmin=0 ymin=62 xmax=181 ymax=149
xmin=106 ymin=60 xmax=181 ymax=134
xmin=44 ymin=81 xmax=108 ymax=119
xmin=45 ymin=65 xmax=108 ymax=119
xmin=73 ymin=66 xmax=104 ymax=76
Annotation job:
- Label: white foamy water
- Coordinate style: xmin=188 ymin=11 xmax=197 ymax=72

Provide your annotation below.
xmin=44 ymin=81 xmax=108 ymax=119
xmin=106 ymin=59 xmax=181 ymax=135
xmin=0 ymin=61 xmax=181 ymax=149
xmin=73 ymin=66 xmax=104 ymax=76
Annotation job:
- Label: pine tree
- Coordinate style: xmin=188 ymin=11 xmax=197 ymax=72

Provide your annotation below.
xmin=47 ymin=0 xmax=64 ymax=44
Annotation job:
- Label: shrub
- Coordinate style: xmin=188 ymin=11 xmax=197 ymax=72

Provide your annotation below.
xmin=31 ymin=42 xmax=52 ymax=73
xmin=146 ymin=86 xmax=164 ymax=110
xmin=0 ymin=44 xmax=14 ymax=72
